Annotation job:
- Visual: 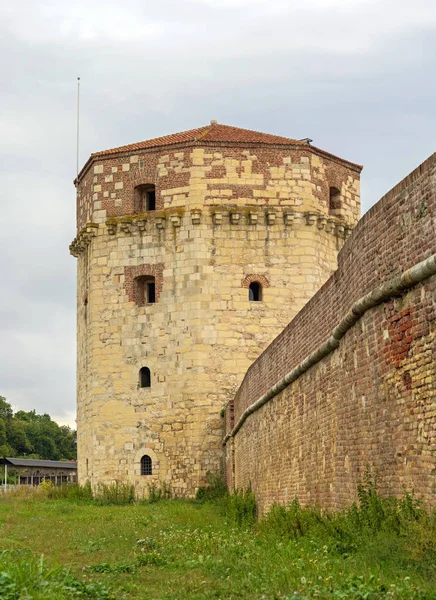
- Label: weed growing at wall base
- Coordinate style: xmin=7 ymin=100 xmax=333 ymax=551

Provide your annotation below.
xmin=44 ymin=481 xmax=135 ymax=505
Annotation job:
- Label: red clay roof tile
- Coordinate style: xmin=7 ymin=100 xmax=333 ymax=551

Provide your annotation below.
xmin=91 ymin=123 xmax=305 ymax=157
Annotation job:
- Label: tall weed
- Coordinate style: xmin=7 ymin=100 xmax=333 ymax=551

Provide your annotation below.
xmin=46 ymin=481 xmax=93 ymax=502
xmin=196 ymin=472 xmax=228 ymax=502
xmin=223 ymin=487 xmax=257 ymax=527
xmin=259 ymin=471 xmax=436 ymax=575
xmin=94 ymin=481 xmax=135 ymax=506
xmin=144 ymin=482 xmax=172 ymax=503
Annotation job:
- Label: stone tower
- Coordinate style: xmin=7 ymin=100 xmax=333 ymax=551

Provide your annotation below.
xmin=70 ymin=122 xmax=361 ymax=496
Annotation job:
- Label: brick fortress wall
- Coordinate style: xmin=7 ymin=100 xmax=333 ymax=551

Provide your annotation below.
xmin=71 ymin=134 xmax=361 ymax=496
xmin=225 ymin=154 xmax=436 ymax=513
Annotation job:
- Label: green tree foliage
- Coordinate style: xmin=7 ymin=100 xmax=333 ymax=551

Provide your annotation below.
xmin=0 ymin=397 xmax=13 ymax=421
xmin=0 ymin=396 xmax=76 ymax=460
xmin=0 ymin=419 xmax=6 ymax=447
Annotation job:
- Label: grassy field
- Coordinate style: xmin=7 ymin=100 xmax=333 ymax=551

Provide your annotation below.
xmin=0 ymin=482 xmax=435 ymax=600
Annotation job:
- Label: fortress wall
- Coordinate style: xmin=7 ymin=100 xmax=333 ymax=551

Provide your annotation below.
xmin=226 ymin=154 xmax=436 ymax=512
xmin=73 ymin=142 xmax=360 ymax=496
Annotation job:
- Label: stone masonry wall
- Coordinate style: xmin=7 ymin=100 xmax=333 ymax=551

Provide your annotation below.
xmin=72 ymin=139 xmax=361 ymax=497
xmin=225 ymin=154 xmax=436 ymax=513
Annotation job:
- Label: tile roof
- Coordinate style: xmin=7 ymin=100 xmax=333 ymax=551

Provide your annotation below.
xmin=91 ymin=123 xmax=306 ymax=158
xmin=1 ymin=457 xmax=77 ymax=469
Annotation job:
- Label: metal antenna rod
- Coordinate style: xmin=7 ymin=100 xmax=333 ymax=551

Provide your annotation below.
xmin=76 ymin=77 xmax=80 ymax=178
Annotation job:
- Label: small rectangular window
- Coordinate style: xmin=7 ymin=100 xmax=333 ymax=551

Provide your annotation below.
xmin=147 ymin=191 xmax=156 ymax=211
xmin=147 ymin=282 xmax=156 ymax=303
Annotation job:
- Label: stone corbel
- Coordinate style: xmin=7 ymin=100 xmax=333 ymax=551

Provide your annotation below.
xmin=249 ymin=211 xmax=258 ymax=225
xmin=106 ymin=221 xmax=117 ymax=235
xmin=213 ymin=211 xmax=223 ymax=225
xmin=230 ymin=212 xmax=240 ymax=224
xmin=155 ymin=216 xmax=166 ymax=230
xmin=325 ymin=218 xmax=337 ymax=233
xmin=336 ymin=223 xmax=346 ymax=238
xmin=86 ymin=224 xmax=98 ymax=238
xmin=317 ymin=216 xmax=327 ymax=230
xmin=344 ymin=226 xmax=353 ymax=239
xmin=69 ymin=223 xmax=98 ymax=257
xmin=69 ymin=242 xmax=79 ymax=257
xmin=120 ymin=221 xmax=132 ymax=234
xmin=284 ymin=211 xmax=296 ymax=226
xmin=304 ymin=212 xmax=318 ymax=226
xmin=170 ymin=214 xmax=181 ymax=228
xmin=191 ymin=210 xmax=202 ymax=225
xmin=265 ymin=209 xmax=276 ymax=225
xmin=136 ymin=219 xmax=147 ymax=232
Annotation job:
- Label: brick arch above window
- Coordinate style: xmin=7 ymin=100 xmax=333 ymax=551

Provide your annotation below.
xmin=130 ymin=172 xmax=163 ymax=211
xmin=124 ymin=263 xmax=164 ymax=305
xmin=241 ymin=274 xmax=270 ymax=289
xmin=130 ymin=171 xmax=156 ymax=187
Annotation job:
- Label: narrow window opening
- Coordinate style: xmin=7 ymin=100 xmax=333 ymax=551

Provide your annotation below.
xmin=249 ymin=282 xmax=262 ymax=302
xmin=140 ymin=367 xmax=151 ymax=388
xmin=134 ymin=275 xmax=156 ymax=305
xmin=134 ymin=184 xmax=156 ymax=213
xmin=147 ymin=281 xmax=156 ymax=303
xmin=329 ymin=187 xmax=341 ymax=213
xmin=141 ymin=455 xmax=152 ymax=476
xmin=146 ymin=189 xmax=156 ymax=211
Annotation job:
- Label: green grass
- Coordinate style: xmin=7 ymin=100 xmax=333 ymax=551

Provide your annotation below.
xmin=0 ymin=483 xmax=434 ymax=599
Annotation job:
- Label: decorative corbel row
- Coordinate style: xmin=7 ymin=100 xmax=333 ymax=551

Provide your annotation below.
xmin=300 ymin=212 xmax=353 ymax=239
xmin=98 ymin=209 xmax=355 ymax=243
xmin=69 ymin=224 xmax=99 ymax=257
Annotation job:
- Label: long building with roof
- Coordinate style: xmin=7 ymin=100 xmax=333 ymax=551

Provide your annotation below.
xmin=1 ymin=457 xmax=77 ymax=487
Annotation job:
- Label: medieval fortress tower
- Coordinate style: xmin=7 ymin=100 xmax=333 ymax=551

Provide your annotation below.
xmin=71 ymin=122 xmax=362 ymax=496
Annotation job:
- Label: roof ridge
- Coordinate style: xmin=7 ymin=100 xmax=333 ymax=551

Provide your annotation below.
xmin=76 ymin=123 xmax=362 ymax=181
xmin=90 ymin=122 xmax=302 ymax=158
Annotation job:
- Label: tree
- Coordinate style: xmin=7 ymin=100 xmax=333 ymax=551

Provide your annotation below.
xmin=0 ymin=396 xmax=77 ymax=460
xmin=0 ymin=397 xmax=13 ymax=422
xmin=0 ymin=418 xmax=7 ymax=447
xmin=7 ymin=420 xmax=33 ymax=455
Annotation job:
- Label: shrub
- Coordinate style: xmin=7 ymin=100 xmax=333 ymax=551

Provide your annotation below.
xmin=196 ymin=472 xmax=227 ymax=502
xmin=46 ymin=481 xmax=93 ymax=502
xmin=94 ymin=481 xmax=135 ymax=506
xmin=223 ymin=487 xmax=257 ymax=527
xmin=144 ymin=482 xmax=172 ymax=503
xmin=262 ymin=498 xmax=326 ymax=539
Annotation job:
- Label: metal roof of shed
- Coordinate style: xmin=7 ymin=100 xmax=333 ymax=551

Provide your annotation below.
xmin=0 ymin=457 xmax=77 ymax=469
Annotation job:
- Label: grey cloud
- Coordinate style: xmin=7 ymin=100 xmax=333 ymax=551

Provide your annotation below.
xmin=0 ymin=0 xmax=435 ymax=425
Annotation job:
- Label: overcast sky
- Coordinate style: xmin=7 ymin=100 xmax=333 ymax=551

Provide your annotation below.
xmin=0 ymin=0 xmax=435 ymax=427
